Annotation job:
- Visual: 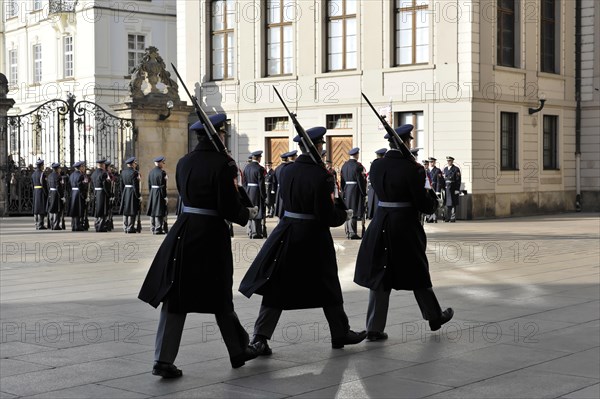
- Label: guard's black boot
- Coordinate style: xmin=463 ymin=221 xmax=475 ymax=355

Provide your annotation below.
xmin=230 ymin=345 xmax=260 ymax=369
xmin=152 ymin=362 xmax=182 ymax=378
xmin=429 ymin=308 xmax=454 ymax=331
xmin=331 ymin=330 xmax=367 ymax=349
xmin=250 ymin=335 xmax=272 ymax=356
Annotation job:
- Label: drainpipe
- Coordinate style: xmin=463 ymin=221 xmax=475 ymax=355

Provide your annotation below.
xmin=575 ymin=0 xmax=582 ymax=212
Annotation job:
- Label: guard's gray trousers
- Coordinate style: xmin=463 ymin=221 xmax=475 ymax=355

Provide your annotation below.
xmin=49 ymin=211 xmax=62 ymax=230
xmin=247 ymin=219 xmax=264 ymax=238
xmin=34 ymin=214 xmax=46 ymax=229
xmin=253 ymin=304 xmax=350 ymax=341
xmin=345 ymin=217 xmax=358 ymax=237
xmin=123 ymin=215 xmax=135 ymax=232
xmin=94 ymin=216 xmax=107 ymax=232
xmin=366 ymin=288 xmax=443 ymax=333
xmin=446 ymin=206 xmax=456 ymax=221
xmin=150 ymin=216 xmax=164 ymax=233
xmin=154 ymin=304 xmax=249 ymax=364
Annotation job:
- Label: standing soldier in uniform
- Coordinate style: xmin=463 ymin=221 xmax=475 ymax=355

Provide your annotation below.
xmin=367 ymin=148 xmax=387 ymax=220
xmin=138 ymin=114 xmax=259 ymax=377
xmin=264 ymin=162 xmax=275 ymax=218
xmin=325 ymin=159 xmax=340 ymax=199
xmin=273 ymin=150 xmax=297 ymax=218
xmin=354 ymin=124 xmax=453 ymax=342
xmin=341 ymin=148 xmax=367 ymax=239
xmin=104 ymin=160 xmax=116 ymax=231
xmin=147 ymin=156 xmax=168 ymax=234
xmin=91 ymin=159 xmax=111 ymax=232
xmin=240 ymin=126 xmax=366 ymax=356
xmin=427 ymin=157 xmax=444 ymax=223
xmin=120 ymin=157 xmax=141 ymax=233
xmin=46 ymin=162 xmax=65 ymax=230
xmin=443 ymin=156 xmax=461 ymax=222
xmin=32 ymin=159 xmax=48 ymax=230
xmin=69 ymin=161 xmax=87 ymax=231
xmin=243 ymin=150 xmax=266 ymax=239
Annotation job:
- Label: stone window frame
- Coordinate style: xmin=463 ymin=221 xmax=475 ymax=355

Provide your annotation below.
xmin=211 ymin=0 xmax=236 ymax=81
xmin=394 ymin=0 xmax=429 ymax=66
xmin=265 ymin=0 xmax=294 ymax=77
xmin=326 ymin=0 xmax=358 ymax=72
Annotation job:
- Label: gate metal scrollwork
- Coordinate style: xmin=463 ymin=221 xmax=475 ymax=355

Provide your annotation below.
xmin=6 ymin=94 xmax=136 ymax=215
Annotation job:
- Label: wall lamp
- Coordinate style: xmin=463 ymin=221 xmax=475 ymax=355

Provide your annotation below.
xmin=158 ymin=100 xmax=174 ymax=121
xmin=528 ymin=95 xmax=546 ymax=115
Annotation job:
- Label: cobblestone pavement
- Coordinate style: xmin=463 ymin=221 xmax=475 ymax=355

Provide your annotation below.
xmin=1 ymin=213 xmax=599 ymax=398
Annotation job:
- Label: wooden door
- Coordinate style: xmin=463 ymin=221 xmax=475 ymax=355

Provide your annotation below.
xmin=266 ymin=137 xmax=289 ymax=168
xmin=327 ymin=135 xmax=353 ymax=173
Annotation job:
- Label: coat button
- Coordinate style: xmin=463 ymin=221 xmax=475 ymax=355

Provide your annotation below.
xmin=383 ymin=265 xmax=386 ymax=268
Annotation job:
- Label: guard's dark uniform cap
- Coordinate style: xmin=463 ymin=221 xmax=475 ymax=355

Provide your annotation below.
xmin=375 ymin=148 xmax=387 ymax=155
xmin=384 ymin=124 xmax=414 ymax=140
xmin=36 ymin=159 xmax=44 ymax=166
xmin=422 ymin=159 xmax=429 ymax=165
xmin=105 ymin=160 xmax=112 ymax=166
xmin=125 ymin=156 xmax=137 ymax=164
xmin=251 ymin=150 xmax=263 ymax=157
xmin=410 ymin=147 xmax=422 ymax=155
xmin=428 ymin=157 xmax=437 ymax=162
xmin=293 ymin=126 xmax=326 ymax=143
xmin=96 ymin=159 xmax=106 ymax=164
xmin=446 ymin=156 xmax=455 ymax=161
xmin=190 ymin=114 xmax=227 ymax=132
xmin=73 ymin=161 xmax=85 ymax=168
xmin=154 ymin=156 xmax=165 ymax=163
xmin=285 ymin=150 xmax=298 ymax=158
xmin=51 ymin=162 xmax=61 ymax=168
xmin=348 ymin=147 xmax=360 ymax=156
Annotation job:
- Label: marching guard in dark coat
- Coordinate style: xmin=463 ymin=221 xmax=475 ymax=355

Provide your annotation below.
xmin=426 ymin=157 xmax=444 ymax=223
xmin=366 ymin=148 xmax=387 ymax=220
xmin=68 ymin=161 xmax=88 ymax=231
xmin=46 ymin=162 xmax=65 ymax=230
xmin=32 ymin=159 xmax=48 ymax=230
xmin=90 ymin=159 xmax=111 ymax=232
xmin=120 ymin=157 xmax=141 ymax=233
xmin=242 ymin=150 xmax=266 ymax=238
xmin=443 ymin=156 xmax=461 ymax=222
xmin=138 ymin=114 xmax=259 ymax=378
xmin=264 ymin=162 xmax=276 ymax=217
xmin=341 ymin=148 xmax=367 ymax=239
xmin=354 ymin=124 xmax=453 ymax=341
xmin=240 ymin=127 xmax=367 ymax=356
xmin=147 ymin=156 xmax=168 ymax=234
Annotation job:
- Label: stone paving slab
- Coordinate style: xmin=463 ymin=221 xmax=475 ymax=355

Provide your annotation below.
xmin=1 ymin=213 xmax=599 ymax=398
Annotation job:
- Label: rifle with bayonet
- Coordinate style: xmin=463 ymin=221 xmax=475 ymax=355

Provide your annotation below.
xmin=273 ymin=87 xmax=323 ymax=167
xmin=170 ymin=63 xmax=253 ymax=208
xmin=273 ymin=87 xmax=347 ymax=212
xmin=362 ymin=92 xmax=439 ymax=208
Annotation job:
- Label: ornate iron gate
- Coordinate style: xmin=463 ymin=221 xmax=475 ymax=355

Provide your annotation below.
xmin=6 ymin=94 xmax=136 ymax=215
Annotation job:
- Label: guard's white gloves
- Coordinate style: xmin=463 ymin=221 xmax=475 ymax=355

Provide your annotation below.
xmin=454 ymin=190 xmax=460 ymax=195
xmin=248 ymin=206 xmax=259 ymax=219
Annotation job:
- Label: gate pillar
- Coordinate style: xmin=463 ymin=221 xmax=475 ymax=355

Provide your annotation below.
xmin=112 ymin=47 xmax=193 ymax=212
xmin=0 ymin=73 xmax=16 ymax=216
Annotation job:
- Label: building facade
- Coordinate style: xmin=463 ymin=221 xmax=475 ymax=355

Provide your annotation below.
xmin=2 ymin=0 xmax=177 ymax=112
xmin=580 ymin=0 xmax=600 ymax=211
xmin=175 ymin=0 xmax=599 ymax=218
